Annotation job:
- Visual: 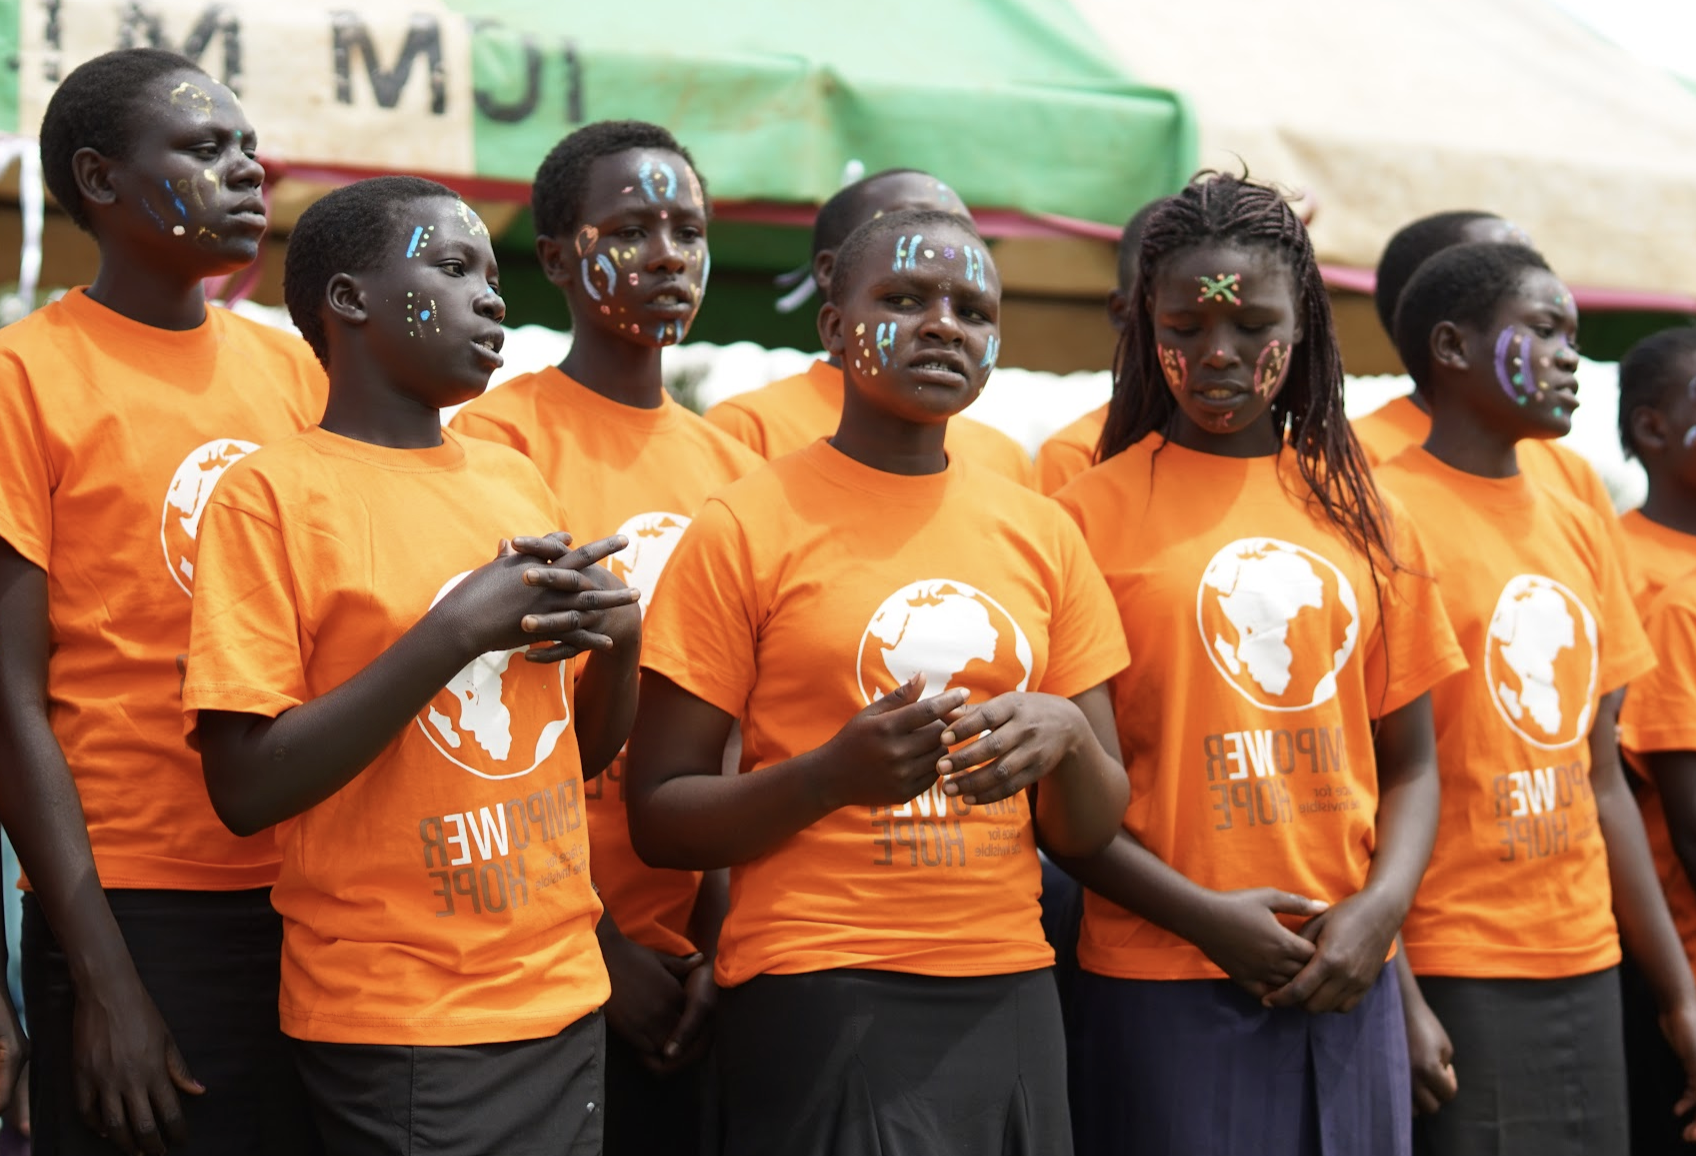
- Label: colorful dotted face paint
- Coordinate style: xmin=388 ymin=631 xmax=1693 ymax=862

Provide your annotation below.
xmin=638 ymin=159 xmax=678 ymax=202
xmin=1493 ymin=326 xmax=1539 ymax=403
xmin=455 ymin=201 xmax=489 ymax=238
xmin=1196 ymin=273 xmax=1242 ymax=305
xmin=405 ymin=292 xmax=439 ymax=338
xmin=405 ymin=224 xmax=436 ymax=259
xmin=1158 ymin=345 xmax=1187 ymax=390
xmin=1253 ymin=339 xmax=1289 ymax=397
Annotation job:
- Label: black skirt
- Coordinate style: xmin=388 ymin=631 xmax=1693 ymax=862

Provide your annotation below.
xmin=713 ymin=968 xmax=1070 ymax=1156
xmin=1413 ymin=968 xmax=1627 ymax=1156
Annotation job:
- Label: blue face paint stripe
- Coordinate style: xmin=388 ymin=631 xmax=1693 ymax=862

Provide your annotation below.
xmin=595 ymin=254 xmax=617 ymax=289
xmin=981 ymin=335 xmax=999 ymax=369
xmin=639 ymin=160 xmax=658 ymax=201
xmin=165 ymin=181 xmax=186 ymax=218
xmin=875 ymin=322 xmax=894 ymax=366
xmin=406 ymin=226 xmax=424 ymax=259
xmin=657 ymin=161 xmax=678 ymax=199
xmin=581 ymin=259 xmax=602 ymax=302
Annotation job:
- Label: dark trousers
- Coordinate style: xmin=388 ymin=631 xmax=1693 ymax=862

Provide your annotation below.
xmin=22 ymin=888 xmax=321 ymax=1156
xmin=292 ymin=1013 xmax=604 ymax=1156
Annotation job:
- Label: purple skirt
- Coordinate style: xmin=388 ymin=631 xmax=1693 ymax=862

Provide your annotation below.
xmin=1068 ymin=965 xmax=1410 ymax=1156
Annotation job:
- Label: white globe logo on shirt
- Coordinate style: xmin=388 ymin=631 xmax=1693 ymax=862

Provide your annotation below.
xmin=606 ymin=511 xmax=690 ymax=618
xmin=160 ymin=438 xmax=259 ymax=595
xmin=1485 ymin=574 xmax=1599 ymax=750
xmin=1196 ymin=538 xmax=1360 ymax=711
xmin=856 ymin=579 xmax=1033 ymax=706
xmin=414 ymin=571 xmax=573 ymax=780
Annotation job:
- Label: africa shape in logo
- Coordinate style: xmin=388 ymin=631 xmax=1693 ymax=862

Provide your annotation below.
xmin=1485 ymin=574 xmax=1598 ymax=749
xmin=1197 ymin=538 xmax=1360 ymax=711
xmin=856 ymin=579 xmax=1033 ymax=706
xmin=160 ymin=438 xmax=259 ymax=594
xmin=606 ymin=511 xmax=690 ymax=618
xmin=414 ymin=571 xmax=573 ymax=780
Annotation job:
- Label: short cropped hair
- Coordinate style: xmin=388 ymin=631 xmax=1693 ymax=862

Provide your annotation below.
xmin=1373 ymin=211 xmax=1502 ymax=336
xmin=1618 ymin=326 xmax=1696 ymax=460
xmin=284 ymin=175 xmax=458 ymax=366
xmin=1391 ymin=241 xmax=1552 ymax=391
xmin=811 ymin=169 xmax=932 ymax=262
xmin=531 ymin=120 xmax=702 ymax=240
xmin=40 ymin=48 xmax=204 ymax=231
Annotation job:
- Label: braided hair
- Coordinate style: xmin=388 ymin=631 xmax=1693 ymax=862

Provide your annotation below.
xmin=1098 ymin=171 xmax=1394 ymax=567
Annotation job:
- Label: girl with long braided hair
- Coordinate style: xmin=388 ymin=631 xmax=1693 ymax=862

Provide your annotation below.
xmin=1051 ymin=172 xmax=1463 ymax=1156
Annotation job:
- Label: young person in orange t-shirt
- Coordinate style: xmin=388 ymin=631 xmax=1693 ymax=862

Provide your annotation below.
xmin=1621 ymin=567 xmax=1696 ymax=1154
xmin=183 ymin=177 xmax=641 ymax=1155
xmin=451 ymin=120 xmax=761 ymax=1155
xmin=626 ymin=208 xmax=1129 ymax=1156
xmin=1052 ymin=174 xmax=1464 ymax=1156
xmin=1355 ymin=212 xmax=1625 ymax=545
xmin=1377 ymin=241 xmax=1696 ymax=1154
xmin=1034 ymin=198 xmax=1165 ymax=496
xmin=0 ymin=49 xmax=326 ymax=1155
xmin=1617 ymin=328 xmax=1696 ymax=613
xmin=702 ymin=169 xmax=1034 ymax=485
xmin=1609 ymin=325 xmax=1696 ymax=1153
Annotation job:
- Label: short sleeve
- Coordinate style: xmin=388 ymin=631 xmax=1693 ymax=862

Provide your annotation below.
xmin=1593 ymin=513 xmax=1657 ymax=694
xmin=638 ymin=496 xmax=762 ymax=718
xmin=702 ymin=401 xmax=767 ymax=458
xmin=1364 ymin=508 xmax=1469 ymax=718
xmin=181 ymin=474 xmax=308 ymax=733
xmin=1039 ymin=513 xmax=1129 ymax=698
xmin=0 ymin=354 xmax=54 ymax=569
xmin=1620 ymin=583 xmax=1696 ymax=755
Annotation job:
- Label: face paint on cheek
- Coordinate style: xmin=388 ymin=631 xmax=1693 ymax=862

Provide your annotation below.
xmin=1685 ymin=425 xmax=1696 ymax=449
xmin=1253 ymin=339 xmax=1290 ymax=397
xmin=1494 ymin=327 xmax=1529 ymax=402
xmin=875 ymin=322 xmax=896 ymax=367
xmin=574 ymin=226 xmax=598 ymax=257
xmin=1196 ymin=273 xmax=1242 ymax=305
xmin=980 ymin=334 xmax=999 ymax=370
xmin=404 ymin=292 xmax=439 ymax=338
xmin=1158 ymin=344 xmax=1187 ymax=390
xmin=164 ymin=180 xmax=187 ymax=220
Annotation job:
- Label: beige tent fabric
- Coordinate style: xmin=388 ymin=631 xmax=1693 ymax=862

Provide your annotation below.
xmin=1070 ymin=0 xmax=1696 ymax=298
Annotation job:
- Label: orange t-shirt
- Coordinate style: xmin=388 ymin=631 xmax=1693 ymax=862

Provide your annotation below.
xmin=451 ymin=368 xmax=763 ymax=956
xmin=181 ymin=427 xmax=608 ymax=1045
xmin=1055 ymin=437 xmax=1466 ymax=981
xmin=1619 ymin=570 xmax=1696 ymax=980
xmin=1619 ymin=509 xmax=1696 ymax=616
xmin=640 ymin=441 xmax=1129 ymax=986
xmin=0 ymin=288 xmax=325 ymax=891
xmin=703 ymin=359 xmax=1035 ymax=486
xmin=1036 ymin=403 xmax=1108 ymax=496
xmin=1377 ymin=447 xmax=1655 ymax=979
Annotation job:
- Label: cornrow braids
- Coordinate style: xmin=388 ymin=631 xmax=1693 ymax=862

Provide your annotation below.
xmin=1098 ymin=171 xmax=1396 ymax=569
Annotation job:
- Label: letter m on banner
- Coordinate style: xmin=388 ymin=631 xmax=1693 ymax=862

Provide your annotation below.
xmin=331 ymin=10 xmax=444 ymax=113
